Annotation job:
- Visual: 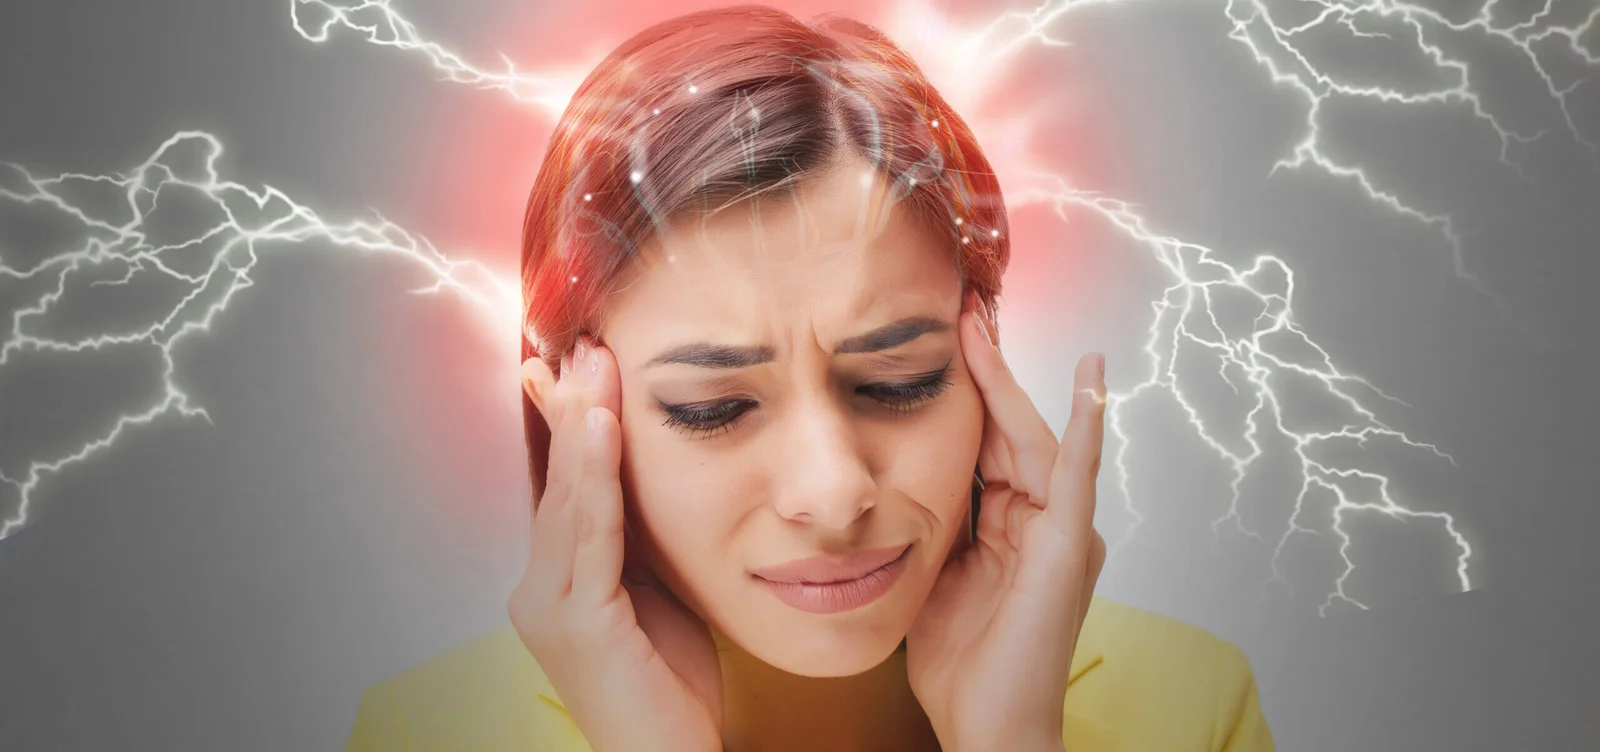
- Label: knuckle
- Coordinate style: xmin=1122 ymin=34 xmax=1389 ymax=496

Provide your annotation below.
xmin=541 ymin=473 xmax=573 ymax=509
xmin=575 ymin=506 xmax=597 ymax=542
xmin=1055 ymin=434 xmax=1103 ymax=478
xmin=1054 ymin=446 xmax=1087 ymax=474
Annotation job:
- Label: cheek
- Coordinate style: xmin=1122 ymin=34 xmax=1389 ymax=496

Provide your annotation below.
xmin=616 ymin=410 xmax=742 ymax=584
xmin=884 ymin=381 xmax=985 ymax=519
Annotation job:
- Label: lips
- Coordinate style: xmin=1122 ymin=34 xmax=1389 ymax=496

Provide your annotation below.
xmin=751 ymin=544 xmax=913 ymax=615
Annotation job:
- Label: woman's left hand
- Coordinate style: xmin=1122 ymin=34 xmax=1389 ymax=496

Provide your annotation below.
xmin=906 ymin=290 xmax=1108 ymax=752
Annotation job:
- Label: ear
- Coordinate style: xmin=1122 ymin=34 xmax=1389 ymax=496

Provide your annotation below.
xmin=521 ymin=355 xmax=556 ymax=417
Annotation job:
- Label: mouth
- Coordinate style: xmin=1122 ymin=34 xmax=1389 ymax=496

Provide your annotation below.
xmin=751 ymin=543 xmax=913 ymax=615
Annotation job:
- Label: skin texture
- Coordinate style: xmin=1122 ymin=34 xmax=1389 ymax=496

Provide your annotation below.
xmin=513 ymin=155 xmax=1106 ymax=751
xmin=602 ymin=156 xmax=985 ymax=679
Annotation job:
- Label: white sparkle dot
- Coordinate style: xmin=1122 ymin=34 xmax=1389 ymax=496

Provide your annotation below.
xmin=630 ymin=171 xmax=643 ymax=184
xmin=991 ymin=229 xmax=1000 ymax=237
xmin=908 ymin=178 xmax=917 ymax=186
xmin=570 ymin=275 xmax=578 ymax=283
xmin=955 ymin=218 xmax=964 ymax=225
xmin=931 ymin=119 xmax=939 ymax=127
xmin=653 ymin=108 xmax=661 ymax=115
xmin=583 ymin=193 xmax=592 ymax=201
xmin=961 ymin=236 xmax=970 ymax=244
xmin=688 ymin=84 xmax=699 ymax=94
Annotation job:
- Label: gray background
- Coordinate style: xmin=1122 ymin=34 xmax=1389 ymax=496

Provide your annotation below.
xmin=1 ymin=0 xmax=1596 ymax=749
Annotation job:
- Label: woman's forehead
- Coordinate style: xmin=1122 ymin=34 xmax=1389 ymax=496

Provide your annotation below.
xmin=603 ymin=176 xmax=960 ymax=356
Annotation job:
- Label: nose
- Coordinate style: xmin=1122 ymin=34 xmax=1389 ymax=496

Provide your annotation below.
xmin=770 ymin=396 xmax=877 ymax=530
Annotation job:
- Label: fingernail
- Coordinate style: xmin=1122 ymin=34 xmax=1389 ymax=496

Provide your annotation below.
xmin=588 ymin=344 xmax=600 ymax=376
xmin=974 ymin=311 xmax=992 ymax=345
xmin=585 ymin=407 xmax=603 ymax=437
xmin=1096 ymin=353 xmax=1106 ymax=380
xmin=574 ymin=338 xmax=588 ymax=365
xmin=560 ymin=355 xmax=571 ymax=379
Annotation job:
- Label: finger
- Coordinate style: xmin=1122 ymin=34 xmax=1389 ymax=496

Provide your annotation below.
xmin=582 ymin=338 xmax=624 ymax=427
xmin=976 ymin=407 xmax=1016 ymax=489
xmin=544 ymin=340 xmax=594 ymax=516
xmin=960 ymin=303 xmax=1056 ymax=499
xmin=1077 ymin=528 xmax=1106 ymax=629
xmin=964 ymin=290 xmax=1021 ymax=487
xmin=571 ymin=405 xmax=627 ymax=606
xmin=974 ymin=483 xmax=1012 ymax=554
xmin=541 ymin=336 xmax=624 ymax=596
xmin=555 ymin=335 xmax=622 ymax=527
xmin=1043 ymin=353 xmax=1106 ymax=543
xmin=620 ymin=514 xmax=657 ymax=587
xmin=527 ymin=347 xmax=588 ymax=592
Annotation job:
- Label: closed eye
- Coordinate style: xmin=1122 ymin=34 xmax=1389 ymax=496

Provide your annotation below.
xmin=657 ymin=359 xmax=955 ymax=437
xmin=658 ymin=397 xmax=756 ymax=437
xmin=859 ymin=360 xmax=954 ymax=416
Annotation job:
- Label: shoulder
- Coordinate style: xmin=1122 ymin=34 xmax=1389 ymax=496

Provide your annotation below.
xmin=344 ymin=623 xmax=587 ymax=752
xmin=1063 ymin=597 xmax=1275 ymax=752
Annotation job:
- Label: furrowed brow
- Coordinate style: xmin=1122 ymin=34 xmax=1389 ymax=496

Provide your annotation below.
xmin=642 ymin=316 xmax=949 ymax=370
xmin=644 ymin=343 xmax=776 ymax=369
xmin=833 ymin=316 xmax=950 ymax=355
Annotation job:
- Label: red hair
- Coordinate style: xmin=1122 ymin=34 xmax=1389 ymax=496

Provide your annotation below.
xmin=521 ymin=5 xmax=1010 ymax=495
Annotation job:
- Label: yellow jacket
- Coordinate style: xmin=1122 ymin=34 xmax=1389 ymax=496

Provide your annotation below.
xmin=346 ymin=597 xmax=1274 ymax=751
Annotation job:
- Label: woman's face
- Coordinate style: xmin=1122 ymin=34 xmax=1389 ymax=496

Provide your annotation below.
xmin=598 ymin=156 xmax=985 ymax=677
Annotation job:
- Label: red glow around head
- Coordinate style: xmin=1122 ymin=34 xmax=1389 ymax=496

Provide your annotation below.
xmin=389 ymin=0 xmax=1110 ymax=543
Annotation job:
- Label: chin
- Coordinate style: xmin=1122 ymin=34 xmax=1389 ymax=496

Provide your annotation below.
xmin=742 ymin=618 xmax=911 ymax=677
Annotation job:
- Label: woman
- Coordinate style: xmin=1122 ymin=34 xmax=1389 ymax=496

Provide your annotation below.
xmin=348 ymin=6 xmax=1273 ymax=751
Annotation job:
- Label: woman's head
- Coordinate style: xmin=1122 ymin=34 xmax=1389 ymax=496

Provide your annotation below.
xmin=521 ymin=5 xmax=1009 ymax=677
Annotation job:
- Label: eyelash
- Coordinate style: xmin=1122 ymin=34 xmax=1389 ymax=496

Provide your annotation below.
xmin=659 ymin=363 xmax=955 ymax=438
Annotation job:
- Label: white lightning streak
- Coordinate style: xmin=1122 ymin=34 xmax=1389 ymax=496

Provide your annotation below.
xmin=10 ymin=0 xmax=1589 ymax=611
xmin=290 ymin=0 xmax=586 ymax=116
xmin=0 ymin=131 xmax=516 ymax=540
xmin=982 ymin=0 xmax=1591 ymax=610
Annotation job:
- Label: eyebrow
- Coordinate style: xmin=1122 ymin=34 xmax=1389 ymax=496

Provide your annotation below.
xmin=642 ymin=316 xmax=951 ymax=370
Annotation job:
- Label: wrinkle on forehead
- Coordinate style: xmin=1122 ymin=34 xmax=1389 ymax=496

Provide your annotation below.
xmin=601 ymin=156 xmax=955 ymax=361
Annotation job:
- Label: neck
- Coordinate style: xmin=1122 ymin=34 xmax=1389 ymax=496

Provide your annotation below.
xmin=714 ymin=629 xmax=941 ymax=752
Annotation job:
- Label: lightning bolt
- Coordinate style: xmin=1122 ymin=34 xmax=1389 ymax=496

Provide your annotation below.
xmin=289 ymin=0 xmax=587 ymax=115
xmin=0 ymin=130 xmax=517 ymax=540
xmin=7 ymin=0 xmax=1591 ymax=612
xmin=980 ymin=0 xmax=1594 ymax=611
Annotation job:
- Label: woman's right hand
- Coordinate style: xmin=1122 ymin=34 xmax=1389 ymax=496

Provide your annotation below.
xmin=511 ymin=336 xmax=725 ymax=752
